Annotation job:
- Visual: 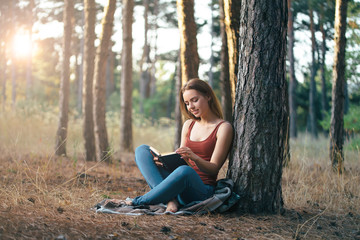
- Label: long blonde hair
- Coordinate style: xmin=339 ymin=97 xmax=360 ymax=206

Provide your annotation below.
xmin=179 ymin=78 xmax=223 ymax=120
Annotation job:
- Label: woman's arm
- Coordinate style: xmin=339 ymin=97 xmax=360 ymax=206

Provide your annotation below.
xmin=177 ymin=121 xmax=233 ymax=176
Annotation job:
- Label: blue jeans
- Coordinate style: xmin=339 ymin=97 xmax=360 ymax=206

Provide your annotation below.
xmin=132 ymin=144 xmax=215 ymax=206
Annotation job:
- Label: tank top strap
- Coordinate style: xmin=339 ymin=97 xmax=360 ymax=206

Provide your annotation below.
xmin=186 ymin=120 xmax=196 ymax=138
xmin=209 ymin=120 xmax=226 ymax=138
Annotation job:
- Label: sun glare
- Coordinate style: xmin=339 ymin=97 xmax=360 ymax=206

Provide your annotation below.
xmin=13 ymin=31 xmax=33 ymax=58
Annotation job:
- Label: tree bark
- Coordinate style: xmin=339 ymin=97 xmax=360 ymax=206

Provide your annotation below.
xmin=93 ymin=0 xmax=116 ymax=161
xmin=308 ymin=5 xmax=318 ymax=138
xmin=55 ymin=0 xmax=74 ymax=156
xmin=26 ymin=0 xmax=35 ymax=100
xmin=330 ymin=0 xmax=348 ymax=173
xmin=119 ymin=0 xmax=134 ymax=152
xmin=208 ymin=3 xmax=215 ymax=88
xmin=176 ymin=0 xmax=199 ymax=85
xmin=219 ymin=0 xmax=232 ymax=122
xmin=106 ymin=47 xmax=115 ymax=99
xmin=287 ymin=0 xmax=297 ymax=139
xmin=139 ymin=0 xmax=151 ymax=115
xmin=223 ymin=0 xmax=240 ymax=105
xmin=227 ymin=0 xmax=288 ymax=213
xmin=174 ymin=51 xmax=182 ymax=150
xmin=77 ymin=9 xmax=85 ymax=115
xmin=83 ymin=0 xmax=96 ymax=161
xmin=319 ymin=3 xmax=329 ymax=123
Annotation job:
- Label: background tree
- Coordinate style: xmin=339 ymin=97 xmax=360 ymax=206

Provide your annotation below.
xmin=288 ymin=0 xmax=297 ymax=138
xmin=227 ymin=0 xmax=288 ymax=213
xmin=119 ymin=0 xmax=134 ymax=152
xmin=308 ymin=2 xmax=318 ymax=138
xmin=93 ymin=0 xmax=116 ymax=161
xmin=175 ymin=0 xmax=199 ymax=147
xmin=55 ymin=0 xmax=74 ymax=156
xmin=83 ymin=0 xmax=97 ymax=161
xmin=139 ymin=0 xmax=151 ymax=115
xmin=223 ymin=0 xmax=240 ymax=105
xmin=330 ymin=0 xmax=348 ymax=173
xmin=219 ymin=0 xmax=232 ymax=122
xmin=176 ymin=0 xmax=199 ymax=84
xmin=25 ymin=0 xmax=35 ymax=100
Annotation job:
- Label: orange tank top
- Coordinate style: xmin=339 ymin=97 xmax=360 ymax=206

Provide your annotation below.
xmin=184 ymin=120 xmax=225 ymax=186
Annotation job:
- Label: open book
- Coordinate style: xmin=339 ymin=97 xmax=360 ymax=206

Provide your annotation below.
xmin=149 ymin=146 xmax=188 ymax=172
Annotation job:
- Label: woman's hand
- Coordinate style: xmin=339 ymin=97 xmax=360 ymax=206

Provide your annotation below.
xmin=176 ymin=147 xmax=196 ymax=163
xmin=153 ymin=156 xmax=164 ymax=167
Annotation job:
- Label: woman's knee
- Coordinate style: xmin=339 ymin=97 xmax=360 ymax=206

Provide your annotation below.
xmin=172 ymin=165 xmax=196 ymax=177
xmin=135 ymin=144 xmax=150 ymax=163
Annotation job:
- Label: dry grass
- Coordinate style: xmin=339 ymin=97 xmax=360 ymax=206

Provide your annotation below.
xmin=0 ymin=110 xmax=359 ymax=239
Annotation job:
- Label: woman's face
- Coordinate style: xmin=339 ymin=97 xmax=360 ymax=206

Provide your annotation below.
xmin=182 ymin=89 xmax=210 ymax=118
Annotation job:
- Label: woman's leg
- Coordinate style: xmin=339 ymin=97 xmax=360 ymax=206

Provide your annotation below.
xmin=135 ymin=144 xmax=169 ymax=189
xmin=132 ymin=165 xmax=214 ymax=206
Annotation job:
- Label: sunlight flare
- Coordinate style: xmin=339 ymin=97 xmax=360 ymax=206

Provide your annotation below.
xmin=12 ymin=30 xmax=34 ymax=58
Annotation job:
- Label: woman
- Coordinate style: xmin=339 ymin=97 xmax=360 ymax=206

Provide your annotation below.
xmin=129 ymin=78 xmax=233 ymax=212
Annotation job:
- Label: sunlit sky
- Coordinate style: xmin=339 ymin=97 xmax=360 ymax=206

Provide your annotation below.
xmin=23 ymin=0 xmax=352 ymax=83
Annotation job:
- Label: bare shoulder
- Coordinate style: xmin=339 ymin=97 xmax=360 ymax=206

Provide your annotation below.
xmin=181 ymin=119 xmax=194 ymax=134
xmin=219 ymin=121 xmax=233 ymax=132
xmin=217 ymin=121 xmax=234 ymax=138
xmin=182 ymin=119 xmax=193 ymax=130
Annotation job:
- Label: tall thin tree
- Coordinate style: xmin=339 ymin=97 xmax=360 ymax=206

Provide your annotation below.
xmin=308 ymin=3 xmax=318 ymax=138
xmin=139 ymin=0 xmax=151 ymax=115
xmin=330 ymin=0 xmax=348 ymax=173
xmin=83 ymin=0 xmax=96 ymax=161
xmin=223 ymin=0 xmax=240 ymax=105
xmin=93 ymin=0 xmax=116 ymax=161
xmin=119 ymin=0 xmax=134 ymax=152
xmin=177 ymin=0 xmax=199 ymax=85
xmin=26 ymin=0 xmax=35 ymax=100
xmin=219 ymin=0 xmax=232 ymax=122
xmin=227 ymin=0 xmax=288 ymax=213
xmin=55 ymin=0 xmax=74 ymax=156
xmin=319 ymin=2 xmax=329 ymax=123
xmin=288 ymin=0 xmax=297 ymax=138
xmin=175 ymin=0 xmax=199 ymax=147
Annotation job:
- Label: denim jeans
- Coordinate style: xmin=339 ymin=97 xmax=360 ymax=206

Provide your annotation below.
xmin=132 ymin=144 xmax=215 ymax=206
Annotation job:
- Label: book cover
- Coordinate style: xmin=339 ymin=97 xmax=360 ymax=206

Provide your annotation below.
xmin=149 ymin=146 xmax=188 ymax=172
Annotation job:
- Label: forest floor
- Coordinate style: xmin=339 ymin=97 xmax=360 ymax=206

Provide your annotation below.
xmin=0 ymin=150 xmax=359 ymax=240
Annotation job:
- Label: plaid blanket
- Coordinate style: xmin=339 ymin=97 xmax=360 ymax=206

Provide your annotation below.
xmin=93 ymin=178 xmax=241 ymax=215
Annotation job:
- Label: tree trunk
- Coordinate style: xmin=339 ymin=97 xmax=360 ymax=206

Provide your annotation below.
xmin=219 ymin=0 xmax=232 ymax=122
xmin=11 ymin=57 xmax=16 ymax=108
xmin=77 ymin=9 xmax=85 ymax=115
xmin=223 ymin=0 xmax=240 ymax=105
xmin=208 ymin=3 xmax=215 ymax=88
xmin=11 ymin=0 xmax=16 ymax=109
xmin=0 ymin=43 xmax=6 ymax=109
xmin=139 ymin=0 xmax=150 ymax=115
xmin=119 ymin=0 xmax=134 ymax=152
xmin=176 ymin=0 xmax=199 ymax=85
xmin=308 ymin=6 xmax=318 ymax=138
xmin=26 ymin=0 xmax=35 ymax=100
xmin=150 ymin=0 xmax=159 ymax=122
xmin=288 ymin=0 xmax=297 ymax=139
xmin=83 ymin=0 xmax=96 ymax=161
xmin=319 ymin=3 xmax=329 ymax=123
xmin=106 ymin=47 xmax=115 ymax=99
xmin=330 ymin=0 xmax=348 ymax=173
xmin=55 ymin=0 xmax=74 ymax=156
xmin=227 ymin=0 xmax=288 ymax=214
xmin=93 ymin=0 xmax=116 ymax=161
xmin=174 ymin=51 xmax=182 ymax=150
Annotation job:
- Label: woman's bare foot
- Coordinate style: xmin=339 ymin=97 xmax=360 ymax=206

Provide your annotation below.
xmin=166 ymin=199 xmax=179 ymax=213
xmin=125 ymin=199 xmax=133 ymax=206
